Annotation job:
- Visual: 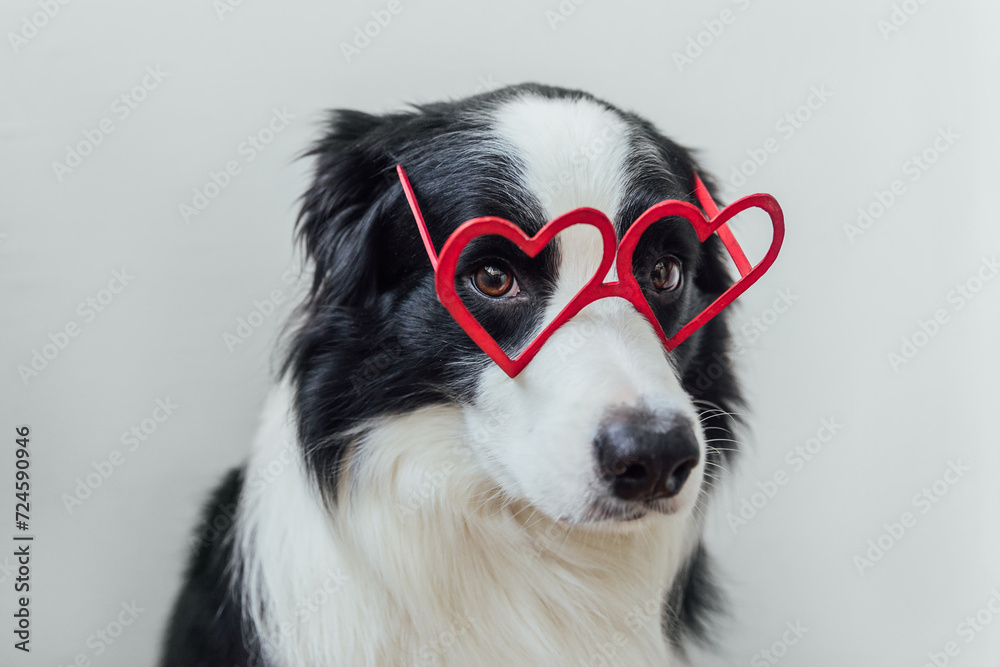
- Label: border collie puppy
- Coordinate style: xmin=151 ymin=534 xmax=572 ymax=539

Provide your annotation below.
xmin=162 ymin=83 xmax=743 ymax=667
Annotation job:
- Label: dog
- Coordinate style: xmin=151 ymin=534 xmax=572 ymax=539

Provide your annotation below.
xmin=161 ymin=83 xmax=746 ymax=666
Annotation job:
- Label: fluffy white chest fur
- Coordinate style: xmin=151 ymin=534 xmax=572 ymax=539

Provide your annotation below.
xmin=236 ymin=383 xmax=698 ymax=666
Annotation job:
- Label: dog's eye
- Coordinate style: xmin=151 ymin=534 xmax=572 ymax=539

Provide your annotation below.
xmin=651 ymin=257 xmax=682 ymax=291
xmin=472 ymin=263 xmax=519 ymax=298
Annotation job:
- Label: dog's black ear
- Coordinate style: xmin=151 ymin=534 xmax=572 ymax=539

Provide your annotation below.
xmin=296 ymin=110 xmax=397 ymax=309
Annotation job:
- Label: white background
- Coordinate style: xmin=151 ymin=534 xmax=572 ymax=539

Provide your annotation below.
xmin=2 ymin=1 xmax=998 ymax=665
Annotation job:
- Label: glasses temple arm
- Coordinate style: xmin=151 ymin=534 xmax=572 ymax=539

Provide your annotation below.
xmin=396 ymin=164 xmax=440 ymax=270
xmin=694 ymin=172 xmax=752 ymax=278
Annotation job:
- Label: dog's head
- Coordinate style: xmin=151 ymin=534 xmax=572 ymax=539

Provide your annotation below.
xmin=286 ymin=84 xmax=741 ymax=527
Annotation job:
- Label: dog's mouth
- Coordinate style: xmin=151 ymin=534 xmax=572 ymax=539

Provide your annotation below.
xmin=577 ymin=495 xmax=686 ymax=524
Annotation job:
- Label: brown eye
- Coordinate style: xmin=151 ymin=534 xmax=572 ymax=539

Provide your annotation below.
xmin=472 ymin=263 xmax=519 ymax=298
xmin=651 ymin=257 xmax=682 ymax=291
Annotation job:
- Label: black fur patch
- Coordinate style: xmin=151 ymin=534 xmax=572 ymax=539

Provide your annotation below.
xmin=663 ymin=540 xmax=726 ymax=652
xmin=160 ymin=468 xmax=263 ymax=667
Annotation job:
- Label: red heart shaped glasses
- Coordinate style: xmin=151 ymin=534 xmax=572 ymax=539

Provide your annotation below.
xmin=397 ymin=164 xmax=784 ymax=378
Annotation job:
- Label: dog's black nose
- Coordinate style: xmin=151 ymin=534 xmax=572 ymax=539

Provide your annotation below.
xmin=595 ymin=414 xmax=700 ymax=501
